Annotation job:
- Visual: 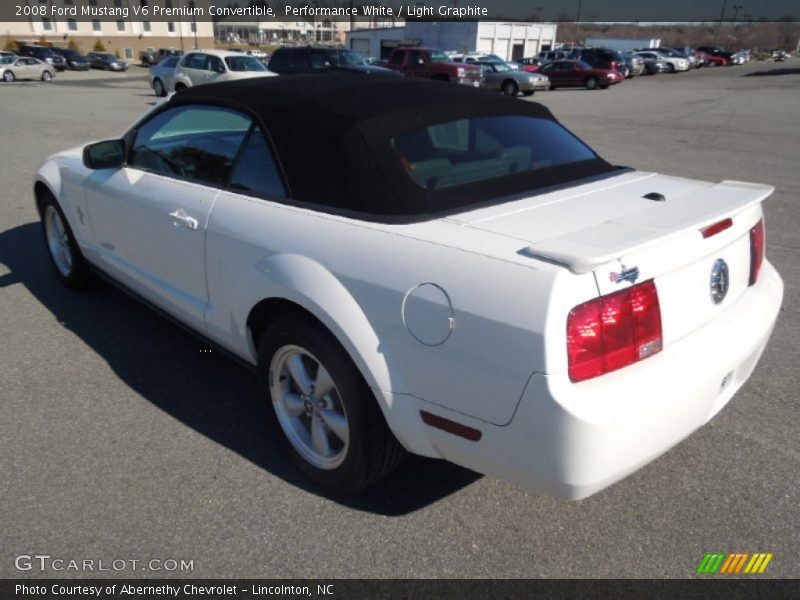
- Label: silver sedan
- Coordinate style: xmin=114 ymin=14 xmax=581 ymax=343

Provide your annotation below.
xmin=150 ymin=55 xmax=181 ymax=97
xmin=0 ymin=56 xmax=55 ymax=82
xmin=478 ymin=61 xmax=549 ymax=96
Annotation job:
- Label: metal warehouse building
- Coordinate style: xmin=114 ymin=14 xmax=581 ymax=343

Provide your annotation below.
xmin=346 ymin=21 xmax=558 ymax=61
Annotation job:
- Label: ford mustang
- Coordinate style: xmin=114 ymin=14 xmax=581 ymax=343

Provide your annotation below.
xmin=34 ymin=75 xmax=783 ymax=498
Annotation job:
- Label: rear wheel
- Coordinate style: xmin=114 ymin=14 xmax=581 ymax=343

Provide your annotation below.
xmin=39 ymin=191 xmax=91 ymax=289
xmin=667 ymin=63 xmax=676 ymax=73
xmin=502 ymin=80 xmax=519 ymax=96
xmin=584 ymin=76 xmax=599 ymax=90
xmin=258 ymin=316 xmax=406 ymax=495
xmin=41 ymin=70 xmax=52 ymax=82
xmin=3 ymin=70 xmax=15 ymax=82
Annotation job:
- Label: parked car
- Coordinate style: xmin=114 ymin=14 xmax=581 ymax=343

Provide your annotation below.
xmin=172 ymin=49 xmax=276 ymax=91
xmin=87 ymin=52 xmax=128 ymax=71
xmin=771 ymin=50 xmax=788 ymax=62
xmin=477 ymin=60 xmax=549 ymax=96
xmin=18 ymin=45 xmax=66 ymax=71
xmin=568 ymin=47 xmax=622 ymax=72
xmin=379 ymin=47 xmax=482 ymax=86
xmin=644 ymin=49 xmax=691 ymax=72
xmin=245 ymin=49 xmax=268 ymax=60
xmin=537 ymin=50 xmax=571 ymax=65
xmin=0 ymin=50 xmax=17 ymax=59
xmin=34 ymin=74 xmax=782 ymax=499
xmin=140 ymin=47 xmax=182 ymax=67
xmin=616 ymin=52 xmax=644 ymax=78
xmin=696 ymin=47 xmax=733 ymax=67
xmin=517 ymin=57 xmax=542 ymax=72
xmin=636 ymin=53 xmax=670 ymax=75
xmin=269 ymin=47 xmax=395 ymax=76
xmin=1 ymin=56 xmax=54 ymax=82
xmin=150 ymin=55 xmax=181 ymax=97
xmin=538 ymin=60 xmax=623 ymax=90
xmin=51 ymin=47 xmax=90 ymax=71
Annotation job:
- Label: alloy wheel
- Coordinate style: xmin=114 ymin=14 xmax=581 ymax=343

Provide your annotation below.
xmin=269 ymin=345 xmax=349 ymax=470
xmin=44 ymin=205 xmax=73 ymax=277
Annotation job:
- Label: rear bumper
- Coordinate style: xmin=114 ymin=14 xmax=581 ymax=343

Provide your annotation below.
xmin=407 ymin=262 xmax=783 ymax=499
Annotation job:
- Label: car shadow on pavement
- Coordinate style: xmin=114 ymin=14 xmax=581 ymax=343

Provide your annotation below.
xmin=0 ymin=222 xmax=481 ymax=516
xmin=743 ymin=67 xmax=800 ymax=77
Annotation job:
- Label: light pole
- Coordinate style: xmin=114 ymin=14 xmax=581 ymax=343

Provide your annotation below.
xmin=732 ymin=5 xmax=743 ymax=22
xmin=535 ymin=6 xmax=543 ymax=21
xmin=574 ymin=0 xmax=583 ymax=45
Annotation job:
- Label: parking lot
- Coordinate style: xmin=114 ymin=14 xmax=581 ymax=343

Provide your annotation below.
xmin=0 ymin=60 xmax=798 ymax=578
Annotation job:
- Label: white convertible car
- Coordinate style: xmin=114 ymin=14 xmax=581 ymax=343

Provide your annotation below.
xmin=34 ymin=75 xmax=783 ymax=498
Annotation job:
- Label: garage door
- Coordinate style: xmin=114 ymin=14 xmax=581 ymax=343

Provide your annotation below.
xmin=478 ymin=38 xmax=494 ymax=54
xmin=350 ymin=38 xmax=371 ymax=56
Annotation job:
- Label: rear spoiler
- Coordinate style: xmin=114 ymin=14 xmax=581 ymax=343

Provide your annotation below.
xmin=524 ymin=180 xmax=774 ymax=274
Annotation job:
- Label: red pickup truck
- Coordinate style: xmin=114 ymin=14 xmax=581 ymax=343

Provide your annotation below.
xmin=379 ymin=47 xmax=483 ymax=86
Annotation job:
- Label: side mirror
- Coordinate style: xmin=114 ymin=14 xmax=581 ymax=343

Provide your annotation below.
xmin=83 ymin=139 xmax=126 ymax=170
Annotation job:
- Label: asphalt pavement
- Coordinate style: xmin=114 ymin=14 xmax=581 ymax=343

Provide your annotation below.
xmin=0 ymin=60 xmax=798 ymax=578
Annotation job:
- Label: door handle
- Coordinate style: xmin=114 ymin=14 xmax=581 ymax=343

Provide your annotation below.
xmin=169 ymin=209 xmax=199 ymax=230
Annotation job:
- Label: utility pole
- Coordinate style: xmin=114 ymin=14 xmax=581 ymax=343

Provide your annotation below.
xmin=714 ymin=0 xmax=728 ymax=45
xmin=574 ymin=0 xmax=583 ymax=45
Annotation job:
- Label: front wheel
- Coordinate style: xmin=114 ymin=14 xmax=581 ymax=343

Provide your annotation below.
xmin=41 ymin=70 xmax=52 ymax=82
xmin=585 ymin=76 xmax=599 ymax=90
xmin=258 ymin=316 xmax=406 ymax=495
xmin=153 ymin=78 xmax=166 ymax=97
xmin=3 ymin=70 xmax=15 ymax=82
xmin=39 ymin=191 xmax=91 ymax=288
xmin=502 ymin=80 xmax=519 ymax=96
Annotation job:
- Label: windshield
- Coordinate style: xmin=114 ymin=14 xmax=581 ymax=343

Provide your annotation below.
xmin=428 ymin=50 xmax=451 ymax=63
xmin=490 ymin=62 xmax=513 ymax=72
xmin=224 ymin=55 xmax=267 ymax=71
xmin=392 ymin=116 xmax=598 ymax=191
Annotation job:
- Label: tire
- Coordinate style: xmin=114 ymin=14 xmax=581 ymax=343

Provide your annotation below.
xmin=258 ymin=315 xmax=406 ymax=495
xmin=584 ymin=76 xmax=599 ymax=90
xmin=622 ymin=66 xmax=631 ymax=78
xmin=41 ymin=70 xmax=52 ymax=82
xmin=502 ymin=80 xmax=519 ymax=96
xmin=708 ymin=60 xmax=717 ymax=68
xmin=522 ymin=90 xmax=535 ymax=96
xmin=3 ymin=70 xmax=15 ymax=82
xmin=667 ymin=63 xmax=676 ymax=73
xmin=38 ymin=190 xmax=91 ymax=289
xmin=153 ymin=78 xmax=166 ymax=97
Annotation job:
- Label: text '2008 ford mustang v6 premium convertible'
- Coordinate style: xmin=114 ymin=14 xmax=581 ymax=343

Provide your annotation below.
xmin=34 ymin=75 xmax=782 ymax=499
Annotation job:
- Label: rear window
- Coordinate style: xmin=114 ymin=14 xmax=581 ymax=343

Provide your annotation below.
xmin=391 ymin=116 xmax=597 ymax=191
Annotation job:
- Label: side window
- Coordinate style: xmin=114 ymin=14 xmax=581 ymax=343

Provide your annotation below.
xmin=184 ymin=53 xmax=207 ymax=70
xmin=130 ymin=105 xmax=252 ymax=186
xmin=309 ymin=50 xmax=331 ymax=70
xmin=389 ymin=51 xmax=404 ymax=65
xmin=269 ymin=50 xmax=288 ymax=72
xmin=228 ymin=127 xmax=286 ymax=199
xmin=408 ymin=50 xmax=424 ymax=65
xmin=208 ymin=55 xmax=224 ymax=72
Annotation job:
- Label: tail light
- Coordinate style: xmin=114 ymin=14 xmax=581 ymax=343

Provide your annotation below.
xmin=567 ymin=280 xmax=663 ymax=382
xmin=749 ymin=219 xmax=765 ymax=286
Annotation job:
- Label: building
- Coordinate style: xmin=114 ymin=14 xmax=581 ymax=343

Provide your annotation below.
xmin=346 ymin=21 xmax=558 ymax=61
xmin=2 ymin=1 xmax=214 ymax=59
xmin=214 ymin=19 xmax=349 ymax=46
xmin=583 ymin=38 xmax=661 ymax=52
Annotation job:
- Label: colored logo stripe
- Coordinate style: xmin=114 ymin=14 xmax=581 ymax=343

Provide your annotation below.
xmin=697 ymin=552 xmax=773 ymax=574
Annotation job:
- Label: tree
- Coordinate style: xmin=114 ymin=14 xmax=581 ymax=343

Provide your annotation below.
xmin=93 ymin=39 xmax=107 ymax=52
xmin=67 ymin=38 xmax=81 ymax=52
xmin=4 ymin=35 xmax=19 ymax=52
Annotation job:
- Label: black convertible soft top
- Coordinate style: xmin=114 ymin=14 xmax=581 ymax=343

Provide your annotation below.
xmin=171 ymin=74 xmax=617 ymax=222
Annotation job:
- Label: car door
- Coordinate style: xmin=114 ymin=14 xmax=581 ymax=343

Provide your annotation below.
xmin=480 ymin=64 xmax=500 ymax=89
xmin=182 ymin=52 xmax=209 ymax=86
xmin=83 ymin=104 xmax=253 ymax=331
xmin=206 ymin=54 xmax=227 ymax=83
xmin=405 ymin=49 xmax=428 ymax=78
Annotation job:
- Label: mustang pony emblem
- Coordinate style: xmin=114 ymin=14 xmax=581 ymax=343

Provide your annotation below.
xmin=609 ymin=265 xmax=640 ymax=284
